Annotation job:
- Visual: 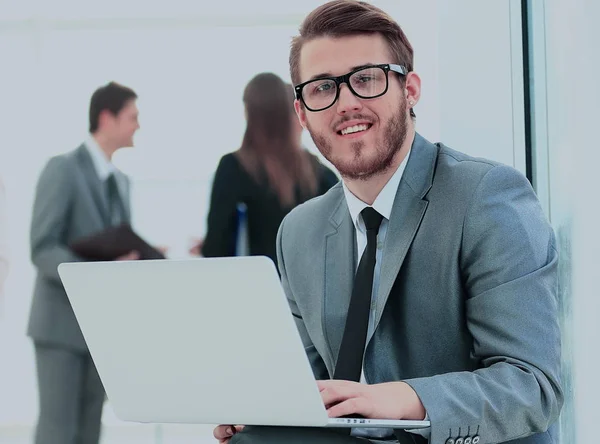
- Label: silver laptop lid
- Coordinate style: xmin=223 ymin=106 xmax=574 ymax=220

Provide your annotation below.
xmin=58 ymin=257 xmax=329 ymax=427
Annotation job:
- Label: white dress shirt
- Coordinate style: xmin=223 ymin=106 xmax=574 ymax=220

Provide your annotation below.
xmin=85 ymin=135 xmax=126 ymax=201
xmin=85 ymin=135 xmax=117 ymax=181
xmin=341 ymin=149 xmax=430 ymax=439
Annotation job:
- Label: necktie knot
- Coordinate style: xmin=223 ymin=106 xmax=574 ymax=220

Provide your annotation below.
xmin=106 ymin=173 xmax=118 ymax=191
xmin=361 ymin=207 xmax=383 ymax=232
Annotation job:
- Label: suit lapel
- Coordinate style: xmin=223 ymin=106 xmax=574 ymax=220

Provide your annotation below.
xmin=75 ymin=145 xmax=111 ymax=226
xmin=370 ymin=134 xmax=438 ymax=339
xmin=323 ymin=194 xmax=355 ymax=371
xmin=321 ymin=134 xmax=439 ymax=368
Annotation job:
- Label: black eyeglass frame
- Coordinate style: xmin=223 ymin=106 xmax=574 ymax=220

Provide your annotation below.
xmin=294 ymin=63 xmax=408 ymax=112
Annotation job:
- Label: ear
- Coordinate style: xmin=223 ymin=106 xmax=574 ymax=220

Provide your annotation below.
xmin=294 ymin=99 xmax=308 ymax=129
xmin=97 ymin=109 xmax=114 ymax=129
xmin=405 ymin=71 xmax=422 ymax=108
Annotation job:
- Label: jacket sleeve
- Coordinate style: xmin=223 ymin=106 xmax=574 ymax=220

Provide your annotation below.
xmin=30 ymin=156 xmax=83 ymax=284
xmin=404 ymin=165 xmax=563 ymax=443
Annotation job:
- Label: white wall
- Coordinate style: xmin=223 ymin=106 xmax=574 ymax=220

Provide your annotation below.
xmin=526 ymin=1 xmax=600 ymax=442
xmin=0 ymin=0 xmax=527 ymax=439
xmin=436 ymin=0 xmax=526 ymax=171
xmin=542 ymin=1 xmax=600 ymax=443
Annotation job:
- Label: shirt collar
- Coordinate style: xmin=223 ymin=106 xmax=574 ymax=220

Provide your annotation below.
xmin=85 ymin=135 xmax=116 ymax=181
xmin=342 ymin=148 xmax=411 ymax=231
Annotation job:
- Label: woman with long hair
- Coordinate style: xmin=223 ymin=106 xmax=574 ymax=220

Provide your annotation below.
xmin=198 ymin=72 xmax=338 ymax=264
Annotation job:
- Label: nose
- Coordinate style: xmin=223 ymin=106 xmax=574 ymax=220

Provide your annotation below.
xmin=336 ymin=84 xmax=363 ymax=115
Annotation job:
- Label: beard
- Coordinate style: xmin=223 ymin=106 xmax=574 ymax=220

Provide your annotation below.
xmin=307 ymin=102 xmax=409 ymax=181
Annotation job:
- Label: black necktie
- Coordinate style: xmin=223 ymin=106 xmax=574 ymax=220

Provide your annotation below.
xmin=106 ymin=173 xmax=125 ymax=226
xmin=334 ymin=207 xmax=383 ymax=381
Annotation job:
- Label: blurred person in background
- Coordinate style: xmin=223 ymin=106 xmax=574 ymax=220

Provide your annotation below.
xmin=194 ymin=72 xmax=338 ymax=265
xmin=27 ymin=81 xmax=140 ymax=444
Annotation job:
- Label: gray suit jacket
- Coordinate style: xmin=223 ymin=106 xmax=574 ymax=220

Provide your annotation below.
xmin=276 ymin=134 xmax=562 ymax=444
xmin=27 ymin=144 xmax=131 ymax=352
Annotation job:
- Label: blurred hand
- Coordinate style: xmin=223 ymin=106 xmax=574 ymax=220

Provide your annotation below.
xmin=317 ymin=380 xmax=425 ymax=421
xmin=188 ymin=237 xmax=204 ymax=256
xmin=155 ymin=245 xmax=169 ymax=256
xmin=213 ymin=425 xmax=244 ymax=443
xmin=115 ymin=250 xmax=140 ymax=261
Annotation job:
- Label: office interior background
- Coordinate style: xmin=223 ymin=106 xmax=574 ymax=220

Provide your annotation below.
xmin=0 ymin=0 xmax=597 ymax=443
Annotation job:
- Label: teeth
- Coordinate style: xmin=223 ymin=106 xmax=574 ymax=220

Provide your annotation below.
xmin=341 ymin=124 xmax=369 ymax=135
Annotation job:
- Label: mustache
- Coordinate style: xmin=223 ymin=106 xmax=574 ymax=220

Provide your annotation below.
xmin=332 ymin=114 xmax=374 ymax=130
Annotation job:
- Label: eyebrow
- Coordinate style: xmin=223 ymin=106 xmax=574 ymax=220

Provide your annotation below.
xmin=307 ymin=63 xmax=378 ymax=82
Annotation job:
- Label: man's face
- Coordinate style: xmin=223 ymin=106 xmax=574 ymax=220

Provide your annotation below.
xmin=105 ymin=99 xmax=140 ymax=148
xmin=295 ymin=34 xmax=412 ymax=181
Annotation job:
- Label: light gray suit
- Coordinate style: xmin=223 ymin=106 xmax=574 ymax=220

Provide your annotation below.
xmin=269 ymin=134 xmax=562 ymax=444
xmin=28 ymin=144 xmax=131 ymax=444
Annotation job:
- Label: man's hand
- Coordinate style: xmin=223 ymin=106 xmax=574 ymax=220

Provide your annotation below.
xmin=115 ymin=250 xmax=140 ymax=261
xmin=188 ymin=237 xmax=203 ymax=256
xmin=155 ymin=245 xmax=169 ymax=256
xmin=213 ymin=425 xmax=244 ymax=443
xmin=317 ymin=380 xmax=425 ymax=421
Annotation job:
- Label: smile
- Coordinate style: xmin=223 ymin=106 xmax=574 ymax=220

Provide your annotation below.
xmin=338 ymin=123 xmax=372 ymax=136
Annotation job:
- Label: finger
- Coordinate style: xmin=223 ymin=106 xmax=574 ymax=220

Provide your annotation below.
xmin=218 ymin=429 xmax=241 ymax=442
xmin=326 ymin=397 xmax=370 ymax=418
xmin=213 ymin=425 xmax=235 ymax=440
xmin=316 ymin=379 xmax=355 ymax=391
xmin=117 ymin=251 xmax=137 ymax=261
xmin=316 ymin=380 xmax=330 ymax=391
xmin=320 ymin=383 xmax=362 ymax=408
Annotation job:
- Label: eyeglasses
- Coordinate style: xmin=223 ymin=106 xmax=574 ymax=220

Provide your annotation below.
xmin=294 ymin=63 xmax=408 ymax=112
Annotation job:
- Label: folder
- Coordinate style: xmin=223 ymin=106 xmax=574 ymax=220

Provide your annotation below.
xmin=69 ymin=224 xmax=165 ymax=261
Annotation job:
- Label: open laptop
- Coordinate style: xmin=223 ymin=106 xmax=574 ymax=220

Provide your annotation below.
xmin=57 ymin=256 xmax=430 ymax=430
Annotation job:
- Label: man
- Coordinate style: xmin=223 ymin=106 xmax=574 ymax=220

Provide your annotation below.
xmin=214 ymin=1 xmax=562 ymax=443
xmin=28 ymin=81 xmax=140 ymax=444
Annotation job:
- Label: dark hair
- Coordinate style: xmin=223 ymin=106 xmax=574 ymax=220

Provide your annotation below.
xmin=89 ymin=82 xmax=138 ymax=133
xmin=236 ymin=73 xmax=318 ymax=208
xmin=289 ymin=0 xmax=415 ymax=115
